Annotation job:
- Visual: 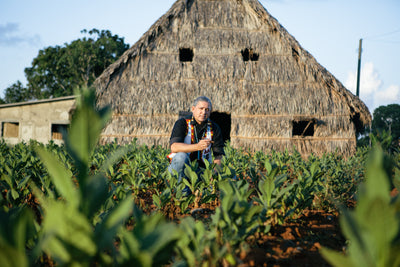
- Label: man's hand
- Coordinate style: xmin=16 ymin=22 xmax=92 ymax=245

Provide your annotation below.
xmin=197 ymin=139 xmax=213 ymax=151
xmin=170 ymin=139 xmax=212 ymax=154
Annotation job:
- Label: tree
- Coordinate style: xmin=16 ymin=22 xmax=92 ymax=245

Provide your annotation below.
xmin=372 ymin=104 xmax=400 ymax=143
xmin=2 ymin=81 xmax=31 ymax=103
xmin=358 ymin=104 xmax=400 ymax=150
xmin=22 ymin=29 xmax=129 ymax=100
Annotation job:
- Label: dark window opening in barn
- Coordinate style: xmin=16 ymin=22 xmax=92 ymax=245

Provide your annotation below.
xmin=1 ymin=122 xmax=19 ymax=138
xmin=178 ymin=111 xmax=231 ymax=145
xmin=292 ymin=120 xmax=315 ymax=137
xmin=179 ymin=48 xmax=193 ymax=62
xmin=241 ymin=48 xmax=259 ymax=62
xmin=51 ymin=124 xmax=68 ymax=140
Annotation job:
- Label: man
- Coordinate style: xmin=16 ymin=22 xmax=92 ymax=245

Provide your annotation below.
xmin=168 ymin=96 xmax=225 ymax=182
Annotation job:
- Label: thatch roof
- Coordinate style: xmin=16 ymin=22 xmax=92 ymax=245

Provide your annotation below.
xmin=95 ymin=0 xmax=371 ymax=155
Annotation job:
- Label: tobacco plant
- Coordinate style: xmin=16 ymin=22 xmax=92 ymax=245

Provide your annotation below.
xmin=117 ymin=206 xmax=181 ymax=266
xmin=0 ymin=206 xmax=36 ymax=266
xmin=175 ymin=216 xmax=227 ymax=267
xmin=321 ymin=146 xmax=400 ymax=267
xmin=211 ymin=179 xmax=264 ymax=257
xmin=254 ymin=159 xmax=295 ymax=224
xmin=30 ymin=88 xmax=134 ymax=266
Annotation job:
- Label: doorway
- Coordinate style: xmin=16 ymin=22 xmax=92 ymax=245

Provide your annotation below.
xmin=210 ymin=112 xmax=231 ymax=144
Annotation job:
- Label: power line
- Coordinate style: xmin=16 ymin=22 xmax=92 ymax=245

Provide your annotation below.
xmin=364 ymin=28 xmax=400 ymax=41
xmin=365 ymin=39 xmax=400 ymax=44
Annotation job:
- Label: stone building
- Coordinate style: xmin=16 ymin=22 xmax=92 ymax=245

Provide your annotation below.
xmin=0 ymin=96 xmax=75 ymax=145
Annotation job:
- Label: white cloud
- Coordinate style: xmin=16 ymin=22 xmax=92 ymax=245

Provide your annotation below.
xmin=375 ymin=85 xmax=400 ymax=106
xmin=345 ymin=62 xmax=399 ymax=112
xmin=0 ymin=23 xmax=40 ymax=47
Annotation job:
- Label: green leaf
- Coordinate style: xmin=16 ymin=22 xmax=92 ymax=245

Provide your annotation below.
xmin=44 ymin=237 xmax=71 ymax=263
xmin=184 ymin=166 xmax=198 ymax=187
xmin=64 ymin=88 xmax=111 ymax=183
xmin=264 ymin=160 xmax=272 ymax=174
xmin=17 ymin=175 xmax=31 ymax=189
xmin=105 ymin=197 xmax=133 ymax=229
xmin=259 ymin=176 xmax=274 ymax=208
xmin=93 ymin=197 xmax=133 ymax=253
xmin=118 ymin=229 xmax=140 ymax=263
xmin=10 ymin=189 xmax=19 ymax=200
xmin=39 ymin=201 xmax=97 ymax=262
xmin=152 ymin=194 xmax=161 ymax=208
xmin=99 ymin=146 xmax=130 ymax=174
xmin=0 ymin=207 xmax=35 ymax=267
xmin=319 ymin=247 xmax=354 ymax=267
xmin=364 ymin=147 xmax=390 ymax=203
xmin=0 ymin=246 xmax=29 ymax=267
xmin=118 ymin=210 xmax=181 ymax=266
xmin=81 ymin=174 xmax=109 ymax=219
xmin=35 ymin=146 xmax=79 ymax=207
xmin=321 ymin=146 xmax=399 ymax=267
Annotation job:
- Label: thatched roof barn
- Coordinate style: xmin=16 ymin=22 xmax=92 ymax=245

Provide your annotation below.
xmin=95 ymin=0 xmax=371 ymax=156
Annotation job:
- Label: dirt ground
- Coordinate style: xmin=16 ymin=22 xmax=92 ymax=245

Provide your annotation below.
xmin=138 ymin=189 xmax=346 ymax=267
xmin=241 ymin=209 xmax=344 ymax=266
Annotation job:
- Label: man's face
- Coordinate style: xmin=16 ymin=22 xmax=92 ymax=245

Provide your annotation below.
xmin=192 ymin=101 xmax=211 ymax=124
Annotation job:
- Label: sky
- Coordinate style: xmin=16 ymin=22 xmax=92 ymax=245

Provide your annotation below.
xmin=0 ymin=0 xmax=399 ymax=114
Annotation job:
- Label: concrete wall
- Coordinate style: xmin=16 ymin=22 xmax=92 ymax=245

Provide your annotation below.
xmin=0 ymin=96 xmax=76 ymax=145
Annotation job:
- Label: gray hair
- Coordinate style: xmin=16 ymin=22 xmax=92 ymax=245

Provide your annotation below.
xmin=193 ymin=96 xmax=212 ymax=110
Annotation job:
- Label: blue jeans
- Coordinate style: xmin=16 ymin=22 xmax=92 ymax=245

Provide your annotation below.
xmin=168 ymin=152 xmax=199 ymax=196
xmin=168 ymin=152 xmax=190 ymax=183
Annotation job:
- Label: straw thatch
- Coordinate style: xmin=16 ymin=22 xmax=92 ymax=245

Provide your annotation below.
xmin=95 ymin=0 xmax=371 ymax=156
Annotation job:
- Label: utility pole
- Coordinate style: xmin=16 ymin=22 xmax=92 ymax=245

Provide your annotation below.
xmin=356 ymin=38 xmax=362 ymax=97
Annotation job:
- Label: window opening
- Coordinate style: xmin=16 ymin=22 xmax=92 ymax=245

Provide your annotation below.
xmin=51 ymin=124 xmax=68 ymax=140
xmin=292 ymin=120 xmax=315 ymax=137
xmin=179 ymin=48 xmax=193 ymax=62
xmin=2 ymin=122 xmax=19 ymax=138
xmin=241 ymin=48 xmax=259 ymax=62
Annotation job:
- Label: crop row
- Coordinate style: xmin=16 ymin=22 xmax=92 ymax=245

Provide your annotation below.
xmin=2 ymin=89 xmax=398 ymax=266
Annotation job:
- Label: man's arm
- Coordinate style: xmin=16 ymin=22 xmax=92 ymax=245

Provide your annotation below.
xmin=171 ymin=139 xmax=212 ymax=153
